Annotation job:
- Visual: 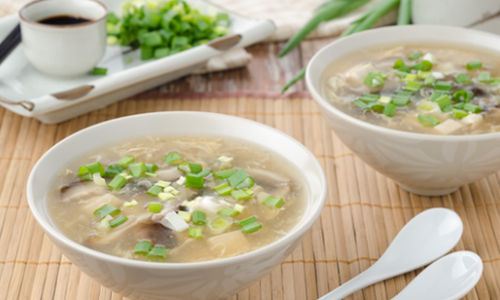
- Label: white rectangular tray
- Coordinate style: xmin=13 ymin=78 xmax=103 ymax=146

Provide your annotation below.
xmin=0 ymin=0 xmax=275 ymax=124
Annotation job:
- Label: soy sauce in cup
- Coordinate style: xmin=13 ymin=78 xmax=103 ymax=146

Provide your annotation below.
xmin=38 ymin=15 xmax=92 ymax=26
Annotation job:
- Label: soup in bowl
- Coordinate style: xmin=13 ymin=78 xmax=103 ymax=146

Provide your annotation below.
xmin=27 ymin=112 xmax=327 ymax=300
xmin=307 ymin=25 xmax=500 ymax=196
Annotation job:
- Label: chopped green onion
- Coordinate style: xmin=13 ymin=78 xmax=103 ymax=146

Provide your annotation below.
xmin=130 ymin=162 xmax=147 ymax=177
xmin=228 ymin=169 xmax=251 ymax=187
xmin=430 ymin=91 xmax=445 ymax=102
xmin=391 ymin=91 xmax=413 ymax=106
xmin=214 ymin=183 xmax=233 ymax=196
xmin=404 ymin=81 xmax=423 ymax=92
xmin=234 ymin=204 xmax=245 ymax=213
xmin=164 ymin=152 xmax=183 ymax=165
xmin=133 ymin=241 xmax=152 ymax=255
xmin=262 ymin=196 xmax=284 ymax=209
xmin=123 ymin=200 xmax=138 ymax=207
xmin=393 ymin=59 xmax=411 ymax=73
xmin=149 ymin=202 xmax=162 ymax=213
xmin=424 ymin=76 xmax=436 ymax=86
xmin=453 ymin=90 xmax=474 ymax=103
xmin=368 ymin=102 xmax=385 ymax=112
xmin=409 ymin=52 xmax=423 ymax=61
xmin=353 ymin=100 xmax=369 ymax=109
xmin=396 ymin=71 xmax=408 ymax=79
xmin=218 ymin=207 xmax=239 ymax=217
xmin=92 ymin=67 xmax=107 ymax=75
xmin=417 ymin=114 xmax=440 ymax=127
xmin=466 ymin=61 xmax=482 ymax=70
xmin=94 ymin=204 xmax=120 ymax=219
xmin=109 ymin=216 xmax=128 ymax=227
xmin=193 ymin=210 xmax=206 ymax=225
xmin=178 ymin=211 xmax=191 ymax=222
xmin=158 ymin=192 xmax=174 ymax=201
xmin=235 ymin=177 xmax=254 ymax=189
xmin=244 ymin=189 xmax=255 ymax=196
xmin=478 ymin=73 xmax=493 ymax=83
xmin=186 ymin=173 xmax=204 ymax=189
xmin=188 ymin=227 xmax=203 ymax=239
xmin=148 ymin=246 xmax=168 ymax=261
xmin=412 ymin=60 xmax=432 ymax=71
xmin=451 ymin=109 xmax=468 ymax=119
xmin=435 ymin=95 xmax=452 ymax=110
xmin=442 ymin=106 xmax=453 ymax=112
xmin=364 ymin=71 xmax=385 ymax=88
xmin=402 ymin=74 xmax=417 ymax=82
xmin=435 ymin=81 xmax=453 ymax=92
xmin=214 ymin=169 xmax=237 ymax=179
xmin=145 ymin=163 xmax=158 ymax=173
xmin=417 ymin=71 xmax=430 ymax=79
xmin=456 ymin=74 xmax=472 ymax=84
xmin=147 ymin=185 xmax=163 ymax=196
xmin=178 ymin=162 xmax=203 ymax=174
xmin=78 ymin=162 xmax=105 ymax=180
xmin=383 ymin=103 xmax=397 ymax=117
xmin=378 ymin=96 xmax=391 ymax=104
xmin=145 ymin=172 xmax=158 ymax=177
xmin=104 ymin=164 xmax=125 ymax=177
xmin=198 ymin=169 xmax=212 ymax=177
xmin=231 ymin=190 xmax=251 ymax=200
xmin=464 ymin=103 xmax=482 ymax=113
xmin=108 ymin=175 xmax=127 ymax=190
xmin=359 ymin=94 xmax=380 ymax=102
xmin=238 ymin=216 xmax=262 ymax=234
xmin=454 ymin=102 xmax=465 ymax=109
xmin=492 ymin=78 xmax=500 ymax=86
xmin=155 ymin=181 xmax=170 ymax=188
xmin=119 ymin=156 xmax=135 ymax=167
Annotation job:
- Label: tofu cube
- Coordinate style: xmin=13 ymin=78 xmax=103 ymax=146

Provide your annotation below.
xmin=434 ymin=119 xmax=463 ymax=135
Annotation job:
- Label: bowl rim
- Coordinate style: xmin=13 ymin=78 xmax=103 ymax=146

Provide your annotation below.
xmin=26 ymin=111 xmax=328 ymax=269
xmin=306 ymin=24 xmax=500 ymax=142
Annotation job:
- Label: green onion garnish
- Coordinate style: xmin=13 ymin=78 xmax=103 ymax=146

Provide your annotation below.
xmin=417 ymin=114 xmax=440 ymax=127
xmin=456 ymin=74 xmax=472 ymax=84
xmin=412 ymin=60 xmax=432 ymax=71
xmin=393 ymin=59 xmax=412 ymax=73
xmin=228 ymin=169 xmax=251 ymax=187
xmin=454 ymin=102 xmax=465 ymax=109
xmin=193 ymin=210 xmax=206 ymax=225
xmin=262 ymin=196 xmax=284 ymax=209
xmin=119 ymin=156 xmax=135 ymax=167
xmin=178 ymin=162 xmax=203 ymax=174
xmin=493 ymin=78 xmax=500 ymax=86
xmin=408 ymin=52 xmax=423 ymax=61
xmin=238 ymin=216 xmax=262 ymax=234
xmin=442 ymin=106 xmax=453 ymax=112
xmin=478 ymin=73 xmax=493 ymax=83
xmin=147 ymin=246 xmax=168 ymax=261
xmin=463 ymin=103 xmax=482 ymax=113
xmin=383 ymin=103 xmax=397 ymax=117
xmin=78 ymin=162 xmax=105 ymax=180
xmin=214 ymin=183 xmax=233 ymax=196
xmin=109 ymin=216 xmax=128 ymax=227
xmin=133 ymin=241 xmax=152 ymax=255
xmin=231 ymin=190 xmax=251 ymax=200
xmin=435 ymin=81 xmax=453 ymax=92
xmin=149 ymin=202 xmax=162 ymax=213
xmin=353 ymin=100 xmax=369 ymax=109
xmin=235 ymin=177 xmax=254 ymax=189
xmin=147 ymin=185 xmax=163 ymax=196
xmin=130 ymin=162 xmax=147 ymax=177
xmin=185 ymin=173 xmax=204 ymax=189
xmin=92 ymin=67 xmax=107 ymax=75
xmin=404 ymin=81 xmax=423 ymax=92
xmin=188 ymin=227 xmax=203 ymax=239
xmin=466 ymin=61 xmax=482 ymax=70
xmin=417 ymin=71 xmax=430 ymax=79
xmin=145 ymin=163 xmax=158 ymax=173
xmin=94 ymin=204 xmax=120 ymax=219
xmin=435 ymin=95 xmax=452 ymax=110
xmin=364 ymin=71 xmax=385 ymax=88
xmin=108 ymin=175 xmax=127 ymax=190
xmin=391 ymin=91 xmax=412 ymax=106
xmin=359 ymin=94 xmax=380 ymax=102
xmin=218 ymin=207 xmax=239 ymax=217
xmin=214 ymin=169 xmax=237 ymax=179
xmin=452 ymin=90 xmax=474 ymax=103
xmin=103 ymin=164 xmax=125 ymax=177
xmin=402 ymin=74 xmax=416 ymax=82
xmin=396 ymin=71 xmax=408 ymax=79
xmin=451 ymin=109 xmax=468 ymax=119
xmin=430 ymin=91 xmax=445 ymax=102
xmin=424 ymin=76 xmax=436 ymax=86
xmin=164 ymin=152 xmax=183 ymax=165
xmin=368 ymin=102 xmax=385 ymax=112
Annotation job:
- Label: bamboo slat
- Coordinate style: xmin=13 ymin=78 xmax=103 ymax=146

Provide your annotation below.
xmin=0 ymin=92 xmax=499 ymax=300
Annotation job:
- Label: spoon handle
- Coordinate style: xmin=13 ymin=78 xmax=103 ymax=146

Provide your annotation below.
xmin=319 ymin=267 xmax=380 ymax=300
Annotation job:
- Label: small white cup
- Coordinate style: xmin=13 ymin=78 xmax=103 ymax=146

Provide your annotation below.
xmin=19 ymin=0 xmax=108 ymax=77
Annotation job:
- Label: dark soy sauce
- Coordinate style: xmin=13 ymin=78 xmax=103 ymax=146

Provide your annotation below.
xmin=38 ymin=15 xmax=91 ymax=25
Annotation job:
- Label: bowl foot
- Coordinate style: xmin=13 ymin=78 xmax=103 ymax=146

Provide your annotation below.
xmin=396 ymin=183 xmax=460 ymax=196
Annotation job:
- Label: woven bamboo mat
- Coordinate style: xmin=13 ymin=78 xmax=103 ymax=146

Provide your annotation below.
xmin=1 ymin=92 xmax=500 ymax=300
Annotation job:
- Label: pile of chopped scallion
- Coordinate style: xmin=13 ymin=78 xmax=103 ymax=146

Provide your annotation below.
xmin=106 ymin=0 xmax=230 ymax=61
xmin=77 ymin=150 xmax=285 ymax=261
xmin=353 ymin=53 xmax=500 ymax=128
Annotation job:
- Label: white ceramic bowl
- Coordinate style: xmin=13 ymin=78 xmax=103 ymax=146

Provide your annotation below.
xmin=306 ymin=25 xmax=500 ymax=196
xmin=27 ymin=112 xmax=327 ymax=300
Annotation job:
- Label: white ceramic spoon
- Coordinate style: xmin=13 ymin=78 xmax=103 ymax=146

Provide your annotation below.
xmin=391 ymin=251 xmax=483 ymax=300
xmin=319 ymin=208 xmax=463 ymax=300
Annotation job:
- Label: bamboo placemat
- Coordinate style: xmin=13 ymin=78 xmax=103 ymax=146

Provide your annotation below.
xmin=1 ymin=91 xmax=500 ymax=300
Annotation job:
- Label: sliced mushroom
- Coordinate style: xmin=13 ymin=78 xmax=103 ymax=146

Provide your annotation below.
xmin=247 ymin=168 xmax=291 ymax=188
xmin=157 ymin=167 xmax=183 ymax=181
xmin=133 ymin=223 xmax=177 ymax=248
xmin=60 ymin=181 xmax=107 ymax=203
xmin=86 ymin=214 xmax=151 ymax=246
